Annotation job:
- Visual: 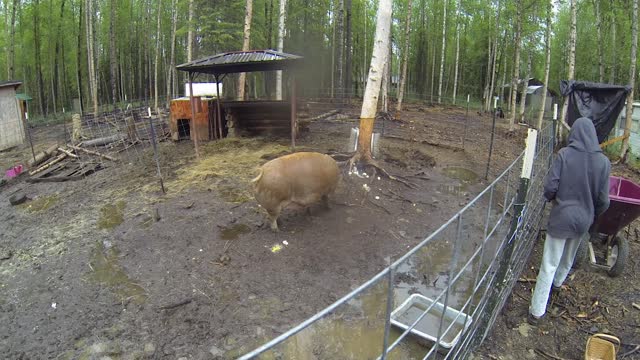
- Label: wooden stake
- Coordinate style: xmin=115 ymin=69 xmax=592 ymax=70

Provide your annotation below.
xmin=58 ymin=147 xmax=79 ymax=158
xmin=68 ymin=145 xmax=117 ymax=161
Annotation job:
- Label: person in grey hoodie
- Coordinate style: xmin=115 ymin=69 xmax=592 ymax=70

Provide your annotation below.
xmin=529 ymin=117 xmax=611 ymax=325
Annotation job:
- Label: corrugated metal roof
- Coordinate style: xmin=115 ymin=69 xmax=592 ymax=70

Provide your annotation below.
xmin=176 ymin=50 xmax=303 ymax=75
xmin=0 ymin=80 xmax=22 ymax=89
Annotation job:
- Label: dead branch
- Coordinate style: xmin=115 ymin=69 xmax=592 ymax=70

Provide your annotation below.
xmin=158 ymin=298 xmax=192 ymax=310
xmin=308 ymin=109 xmax=339 ymax=121
xmin=632 ymin=303 xmax=640 ymax=311
xmin=57 ymin=147 xmax=79 ymax=158
xmin=68 ymin=145 xmax=117 ymax=161
xmin=27 ymin=144 xmax=59 ymax=167
xmin=622 ymin=345 xmax=640 ymax=358
xmin=29 ymin=153 xmax=67 ymax=176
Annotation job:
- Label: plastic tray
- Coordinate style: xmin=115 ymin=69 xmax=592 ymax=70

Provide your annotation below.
xmin=390 ymin=293 xmax=472 ymax=349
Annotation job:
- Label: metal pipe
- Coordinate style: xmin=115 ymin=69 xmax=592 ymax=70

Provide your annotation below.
xmin=380 ymin=265 xmax=395 ymax=360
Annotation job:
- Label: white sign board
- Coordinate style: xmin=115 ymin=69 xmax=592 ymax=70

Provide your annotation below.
xmin=184 ymin=83 xmax=222 ymax=97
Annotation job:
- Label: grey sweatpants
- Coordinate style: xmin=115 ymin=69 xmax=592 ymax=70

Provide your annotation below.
xmin=529 ymin=233 xmax=585 ymax=317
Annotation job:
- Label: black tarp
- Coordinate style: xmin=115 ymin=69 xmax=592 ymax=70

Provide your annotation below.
xmin=560 ymin=80 xmax=632 ymax=143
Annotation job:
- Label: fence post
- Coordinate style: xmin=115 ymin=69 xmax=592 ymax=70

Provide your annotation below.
xmin=380 ymin=265 xmax=395 ymax=360
xmin=481 ymin=128 xmax=538 ymax=341
xmin=485 ymin=97 xmax=498 ymax=180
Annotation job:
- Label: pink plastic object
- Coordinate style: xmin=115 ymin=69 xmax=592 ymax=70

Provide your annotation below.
xmin=593 ymin=176 xmax=640 ymax=235
xmin=5 ymin=165 xmax=23 ymax=178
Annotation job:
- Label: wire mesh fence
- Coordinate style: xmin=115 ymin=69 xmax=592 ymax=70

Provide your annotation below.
xmin=238 ymin=120 xmax=555 ymax=359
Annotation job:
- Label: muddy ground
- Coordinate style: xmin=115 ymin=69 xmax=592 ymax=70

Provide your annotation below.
xmin=1 ymin=102 xmax=618 ymax=360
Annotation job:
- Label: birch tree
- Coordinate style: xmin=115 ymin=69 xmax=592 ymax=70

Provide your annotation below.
xmin=437 ymin=0 xmax=447 ymax=104
xmin=188 ymin=0 xmax=194 ymax=62
xmin=7 ymin=0 xmax=17 ymax=79
xmin=452 ymin=0 xmax=460 ymax=105
xmin=621 ymin=0 xmax=639 ymax=160
xmin=537 ymin=0 xmax=552 ymax=129
xmin=334 ymin=0 xmax=344 ymax=98
xmin=154 ymin=0 xmax=162 ymax=111
xmin=487 ymin=0 xmax=501 ymax=112
xmin=559 ymin=0 xmax=577 ymax=130
xmin=352 ymin=0 xmax=392 ymax=167
xmin=507 ymin=0 xmax=522 ymax=129
xmin=110 ymin=0 xmax=118 ymax=105
xmin=395 ymin=0 xmax=412 ymax=117
xmin=518 ymin=52 xmax=531 ymax=124
xmin=86 ymin=0 xmax=98 ymax=116
xmin=276 ymin=0 xmax=286 ymax=100
xmin=238 ymin=0 xmax=253 ymax=101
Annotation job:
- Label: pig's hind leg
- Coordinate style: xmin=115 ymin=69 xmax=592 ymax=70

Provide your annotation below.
xmin=267 ymin=205 xmax=282 ymax=232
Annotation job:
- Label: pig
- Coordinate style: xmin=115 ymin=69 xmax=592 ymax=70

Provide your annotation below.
xmin=251 ymin=152 xmax=340 ymax=231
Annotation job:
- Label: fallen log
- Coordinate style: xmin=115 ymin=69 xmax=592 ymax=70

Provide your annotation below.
xmin=82 ymin=134 xmax=124 ymax=147
xmin=29 ymin=153 xmax=67 ymax=176
xmin=68 ymin=145 xmax=117 ymax=161
xmin=309 ymin=109 xmax=339 ymax=121
xmin=27 ymin=144 xmax=59 ymax=168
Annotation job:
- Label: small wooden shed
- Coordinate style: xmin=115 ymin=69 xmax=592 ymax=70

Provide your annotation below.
xmin=0 ymin=80 xmax=26 ymax=151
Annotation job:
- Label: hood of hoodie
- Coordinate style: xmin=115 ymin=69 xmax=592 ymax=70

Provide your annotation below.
xmin=568 ymin=117 xmax=602 ymax=153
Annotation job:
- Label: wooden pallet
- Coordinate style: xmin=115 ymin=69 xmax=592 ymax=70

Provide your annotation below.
xmin=27 ymin=161 xmax=103 ymax=183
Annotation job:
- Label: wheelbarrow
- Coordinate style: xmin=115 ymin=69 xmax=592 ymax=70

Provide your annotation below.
xmin=575 ymin=176 xmax=639 ymax=277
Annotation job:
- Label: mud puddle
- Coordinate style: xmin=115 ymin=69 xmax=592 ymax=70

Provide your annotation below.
xmin=88 ymin=241 xmax=146 ymax=304
xmin=220 ymin=223 xmax=251 ymax=240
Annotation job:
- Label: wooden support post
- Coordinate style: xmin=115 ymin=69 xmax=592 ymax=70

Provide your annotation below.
xmin=188 ymin=72 xmax=200 ymax=158
xmin=216 ymin=75 xmax=223 ymax=139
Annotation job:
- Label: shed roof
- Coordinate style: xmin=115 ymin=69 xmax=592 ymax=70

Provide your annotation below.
xmin=176 ymin=50 xmax=303 ymax=75
xmin=0 ymin=80 xmax=22 ymax=90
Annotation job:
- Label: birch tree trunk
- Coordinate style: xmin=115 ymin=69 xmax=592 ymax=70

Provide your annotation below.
xmin=381 ymin=62 xmax=389 ymax=113
xmin=437 ymin=0 xmax=447 ymax=104
xmin=452 ymin=0 xmax=460 ymax=105
xmin=76 ymin=0 xmax=83 ymax=114
xmin=187 ymin=0 xmax=194 ymax=62
xmin=484 ymin=37 xmax=492 ymax=111
xmin=86 ymin=0 xmax=99 ymax=116
xmin=34 ymin=0 xmax=47 ymax=115
xmin=559 ymin=0 xmax=577 ymax=130
xmin=276 ymin=0 xmax=287 ymax=100
xmin=487 ymin=0 xmax=502 ymax=112
xmin=345 ymin=0 xmax=352 ymax=99
xmin=355 ymin=0 xmax=392 ymax=164
xmin=537 ymin=0 xmax=552 ymax=129
xmin=7 ymin=0 xmax=17 ymax=79
xmin=507 ymin=1 xmax=522 ymax=129
xmin=154 ymin=0 xmax=162 ymax=111
xmin=518 ymin=52 xmax=531 ymax=124
xmin=238 ymin=0 xmax=253 ymax=101
xmin=167 ymin=0 xmax=177 ymax=105
xmin=396 ymin=0 xmax=412 ymax=117
xmin=334 ymin=0 xmax=344 ymax=99
xmin=430 ymin=36 xmax=436 ymax=103
xmin=110 ymin=0 xmax=118 ymax=106
xmin=595 ymin=0 xmax=605 ymax=83
xmin=621 ymin=0 xmax=639 ymax=160
xmin=610 ymin=20 xmax=616 ymax=84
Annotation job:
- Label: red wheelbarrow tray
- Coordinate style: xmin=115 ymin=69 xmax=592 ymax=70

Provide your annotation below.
xmin=591 ymin=176 xmax=640 ymax=236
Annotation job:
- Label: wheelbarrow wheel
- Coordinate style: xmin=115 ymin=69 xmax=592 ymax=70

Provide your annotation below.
xmin=607 ymin=235 xmax=629 ymax=277
xmin=573 ymin=235 xmax=590 ymax=269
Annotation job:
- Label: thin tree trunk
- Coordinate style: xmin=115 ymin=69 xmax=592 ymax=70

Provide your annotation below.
xmin=86 ymin=0 xmax=99 ymax=116
xmin=110 ymin=0 xmax=118 ymax=106
xmin=76 ymin=0 xmax=83 ymax=114
xmin=452 ymin=0 xmax=460 ymax=105
xmin=356 ymin=0 xmax=392 ymax=163
xmin=537 ymin=0 xmax=552 ymax=129
xmin=276 ymin=0 xmax=287 ymax=100
xmin=53 ymin=0 xmax=66 ymax=113
xmin=237 ymin=0 xmax=253 ymax=101
xmin=621 ymin=0 xmax=639 ymax=160
xmin=518 ymin=52 xmax=531 ymax=124
xmin=430 ymin=35 xmax=436 ymax=103
xmin=487 ymin=0 xmax=502 ymax=112
xmin=396 ymin=0 xmax=412 ymax=116
xmin=334 ymin=0 xmax=344 ymax=98
xmin=559 ymin=0 xmax=577 ymax=129
xmin=167 ymin=0 xmax=177 ymax=106
xmin=154 ymin=0 xmax=161 ymax=111
xmin=508 ymin=1 xmax=522 ymax=129
xmin=7 ymin=0 xmax=17 ymax=79
xmin=610 ymin=20 xmax=616 ymax=84
xmin=187 ymin=0 xmax=194 ymax=62
xmin=437 ymin=0 xmax=447 ymax=104
xmin=345 ymin=0 xmax=352 ymax=99
xmin=330 ymin=0 xmax=336 ymax=98
xmin=483 ymin=37 xmax=492 ymax=111
xmin=594 ymin=0 xmax=604 ymax=83
xmin=34 ymin=0 xmax=46 ymax=115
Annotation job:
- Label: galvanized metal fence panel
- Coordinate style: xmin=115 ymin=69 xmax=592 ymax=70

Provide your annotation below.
xmin=239 ymin=120 xmax=556 ymax=360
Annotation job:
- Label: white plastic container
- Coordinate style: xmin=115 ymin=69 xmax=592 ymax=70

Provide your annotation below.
xmin=390 ymin=294 xmax=473 ymax=349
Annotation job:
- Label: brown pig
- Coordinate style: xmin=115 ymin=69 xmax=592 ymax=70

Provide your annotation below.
xmin=251 ymin=152 xmax=340 ymax=231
